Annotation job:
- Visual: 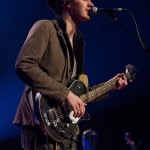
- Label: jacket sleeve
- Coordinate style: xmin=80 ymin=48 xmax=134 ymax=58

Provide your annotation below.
xmin=15 ymin=20 xmax=69 ymax=104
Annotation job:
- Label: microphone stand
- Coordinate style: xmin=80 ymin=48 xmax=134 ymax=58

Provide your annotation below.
xmin=104 ymin=10 xmax=150 ymax=52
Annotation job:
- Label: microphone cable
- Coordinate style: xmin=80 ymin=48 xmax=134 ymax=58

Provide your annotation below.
xmin=91 ymin=7 xmax=150 ymax=52
xmin=110 ymin=8 xmax=150 ymax=52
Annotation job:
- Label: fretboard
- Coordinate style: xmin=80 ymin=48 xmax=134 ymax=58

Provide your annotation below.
xmin=80 ymin=79 xmax=116 ymax=103
xmin=80 ymin=73 xmax=129 ymax=104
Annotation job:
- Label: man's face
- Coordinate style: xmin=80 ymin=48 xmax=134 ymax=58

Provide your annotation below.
xmin=68 ymin=0 xmax=94 ymax=23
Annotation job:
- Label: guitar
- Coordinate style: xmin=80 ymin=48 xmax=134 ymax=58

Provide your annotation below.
xmin=35 ymin=64 xmax=136 ymax=142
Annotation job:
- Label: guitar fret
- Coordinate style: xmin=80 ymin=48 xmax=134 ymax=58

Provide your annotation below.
xmin=79 ymin=78 xmax=117 ymax=104
xmin=93 ymin=89 xmax=97 ymax=98
xmin=85 ymin=79 xmax=116 ymax=103
xmin=80 ymin=95 xmax=86 ymax=103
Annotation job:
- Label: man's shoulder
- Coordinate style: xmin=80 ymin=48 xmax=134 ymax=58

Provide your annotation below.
xmin=28 ymin=19 xmax=56 ymax=34
xmin=33 ymin=19 xmax=55 ymax=28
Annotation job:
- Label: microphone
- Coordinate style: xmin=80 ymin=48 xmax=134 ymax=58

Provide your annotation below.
xmin=91 ymin=6 xmax=125 ymax=15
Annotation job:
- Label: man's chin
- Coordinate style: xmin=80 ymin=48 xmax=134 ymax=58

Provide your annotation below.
xmin=83 ymin=16 xmax=91 ymax=21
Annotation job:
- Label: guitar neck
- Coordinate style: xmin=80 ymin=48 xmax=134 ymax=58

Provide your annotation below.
xmin=80 ymin=73 xmax=130 ymax=104
xmin=80 ymin=79 xmax=115 ymax=103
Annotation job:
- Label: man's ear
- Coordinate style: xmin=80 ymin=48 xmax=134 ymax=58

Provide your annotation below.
xmin=63 ymin=0 xmax=72 ymax=8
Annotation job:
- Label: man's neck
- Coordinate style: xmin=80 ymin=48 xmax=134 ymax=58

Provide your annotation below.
xmin=61 ymin=11 xmax=77 ymax=41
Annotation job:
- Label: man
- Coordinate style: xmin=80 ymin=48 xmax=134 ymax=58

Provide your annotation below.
xmin=13 ymin=0 xmax=128 ymax=149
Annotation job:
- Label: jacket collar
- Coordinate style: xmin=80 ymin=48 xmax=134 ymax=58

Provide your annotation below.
xmin=53 ymin=17 xmax=84 ymax=43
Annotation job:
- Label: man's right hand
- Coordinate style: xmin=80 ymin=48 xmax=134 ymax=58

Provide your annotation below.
xmin=66 ymin=91 xmax=86 ymax=118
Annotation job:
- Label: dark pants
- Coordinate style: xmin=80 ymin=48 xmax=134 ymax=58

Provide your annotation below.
xmin=21 ymin=126 xmax=77 ymax=150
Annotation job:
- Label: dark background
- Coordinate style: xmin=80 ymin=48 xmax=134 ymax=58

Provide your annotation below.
xmin=0 ymin=0 xmax=150 ymax=149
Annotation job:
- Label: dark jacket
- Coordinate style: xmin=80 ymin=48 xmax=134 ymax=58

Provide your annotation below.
xmin=13 ymin=18 xmax=85 ymax=126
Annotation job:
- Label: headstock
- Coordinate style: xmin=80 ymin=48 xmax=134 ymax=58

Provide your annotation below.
xmin=125 ymin=64 xmax=137 ymax=82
